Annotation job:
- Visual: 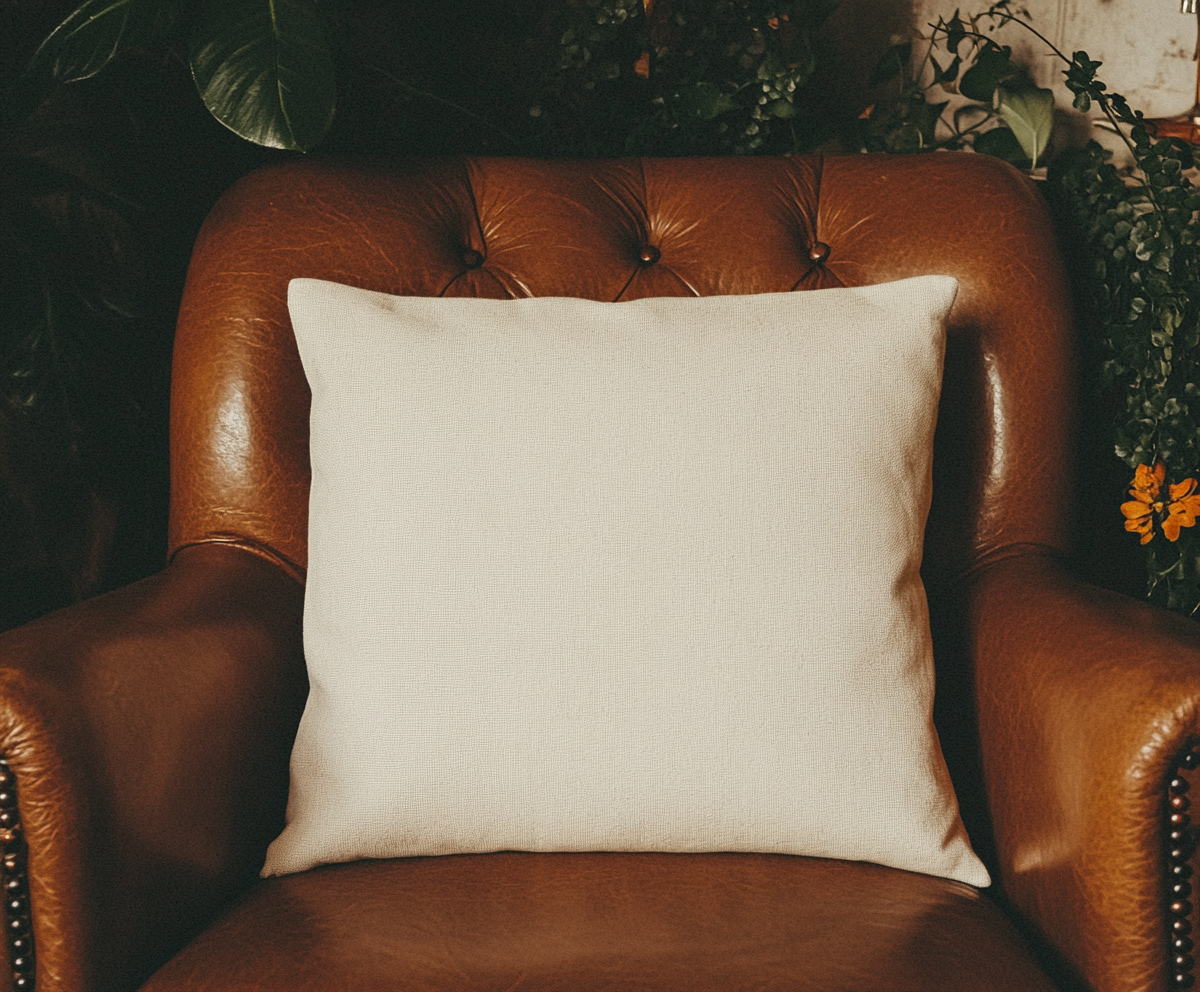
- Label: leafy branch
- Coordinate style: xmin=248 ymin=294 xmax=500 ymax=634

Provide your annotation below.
xmin=538 ymin=0 xmax=838 ymax=157
xmin=857 ymin=4 xmax=1053 ymax=168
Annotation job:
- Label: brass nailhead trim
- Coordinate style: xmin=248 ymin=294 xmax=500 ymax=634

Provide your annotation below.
xmin=0 ymin=761 xmax=33 ymax=990
xmin=637 ymin=244 xmax=661 ymax=266
xmin=1170 ymin=744 xmax=1199 ymax=988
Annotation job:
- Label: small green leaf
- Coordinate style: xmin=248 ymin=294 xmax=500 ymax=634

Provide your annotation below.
xmin=997 ymin=84 xmax=1054 ymax=169
xmin=189 ymin=0 xmax=336 ymax=152
xmin=765 ymin=98 xmax=796 ymax=119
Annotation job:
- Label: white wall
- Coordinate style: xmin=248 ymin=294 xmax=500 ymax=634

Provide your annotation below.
xmin=913 ymin=0 xmax=1197 ymax=117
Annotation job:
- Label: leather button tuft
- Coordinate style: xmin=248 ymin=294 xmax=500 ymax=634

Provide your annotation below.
xmin=638 ymin=245 xmax=661 ymax=266
xmin=809 ymin=242 xmax=831 ymax=263
xmin=461 ymin=248 xmax=484 ymax=269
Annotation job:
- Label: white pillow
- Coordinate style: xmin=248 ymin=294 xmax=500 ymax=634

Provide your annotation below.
xmin=263 ymin=275 xmax=989 ymax=888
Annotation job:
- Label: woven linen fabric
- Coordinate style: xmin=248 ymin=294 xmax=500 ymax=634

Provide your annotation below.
xmin=263 ymin=275 xmax=989 ymax=888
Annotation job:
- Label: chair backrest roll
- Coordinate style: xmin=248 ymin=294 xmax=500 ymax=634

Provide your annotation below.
xmin=168 ymin=154 xmax=1076 ymax=590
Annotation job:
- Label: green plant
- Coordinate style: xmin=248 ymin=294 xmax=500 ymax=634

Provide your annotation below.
xmin=857 ymin=5 xmax=1053 ymax=168
xmin=1049 ymin=59 xmax=1200 ymax=614
xmin=868 ymin=1 xmax=1200 ymax=615
xmin=534 ymin=0 xmax=838 ymax=156
xmin=28 ymin=0 xmax=842 ymax=161
xmin=29 ymin=0 xmax=336 ymax=151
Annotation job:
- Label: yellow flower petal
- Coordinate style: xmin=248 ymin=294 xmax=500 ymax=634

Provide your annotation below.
xmin=1167 ymin=500 xmax=1198 ymax=536
xmin=1122 ymin=500 xmax=1153 ymax=520
xmin=1171 ymin=478 xmax=1199 ymax=501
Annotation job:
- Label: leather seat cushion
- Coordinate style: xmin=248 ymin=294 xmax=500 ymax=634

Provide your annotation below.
xmin=140 ymin=852 xmax=1057 ymax=991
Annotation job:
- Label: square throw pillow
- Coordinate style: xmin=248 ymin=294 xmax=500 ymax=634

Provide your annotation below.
xmin=263 ymin=275 xmax=989 ymax=888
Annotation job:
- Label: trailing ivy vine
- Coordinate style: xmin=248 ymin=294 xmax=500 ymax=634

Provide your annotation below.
xmin=1053 ymin=83 xmax=1200 ymax=613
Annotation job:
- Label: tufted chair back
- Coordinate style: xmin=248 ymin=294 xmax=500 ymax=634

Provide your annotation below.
xmin=168 ymin=154 xmax=1075 ymax=593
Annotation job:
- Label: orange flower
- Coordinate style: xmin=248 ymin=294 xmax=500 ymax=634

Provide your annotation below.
xmin=1122 ymin=461 xmax=1167 ymax=544
xmin=1164 ymin=477 xmax=1200 ymax=541
xmin=634 ymin=51 xmax=650 ymax=78
xmin=1119 ymin=462 xmax=1200 ymax=544
xmin=643 ymin=0 xmax=654 ymax=13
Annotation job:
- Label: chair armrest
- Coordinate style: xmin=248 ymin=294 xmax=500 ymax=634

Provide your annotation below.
xmin=0 ymin=543 xmax=306 ymax=992
xmin=970 ymin=553 xmax=1200 ymax=992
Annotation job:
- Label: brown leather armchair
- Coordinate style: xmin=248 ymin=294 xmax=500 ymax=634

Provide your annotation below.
xmin=0 ymin=153 xmax=1196 ymax=992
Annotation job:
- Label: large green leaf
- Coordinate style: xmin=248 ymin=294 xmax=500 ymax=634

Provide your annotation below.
xmin=188 ymin=0 xmax=336 ymax=152
xmin=997 ymin=84 xmax=1054 ymax=170
xmin=29 ymin=0 xmax=183 ymax=83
